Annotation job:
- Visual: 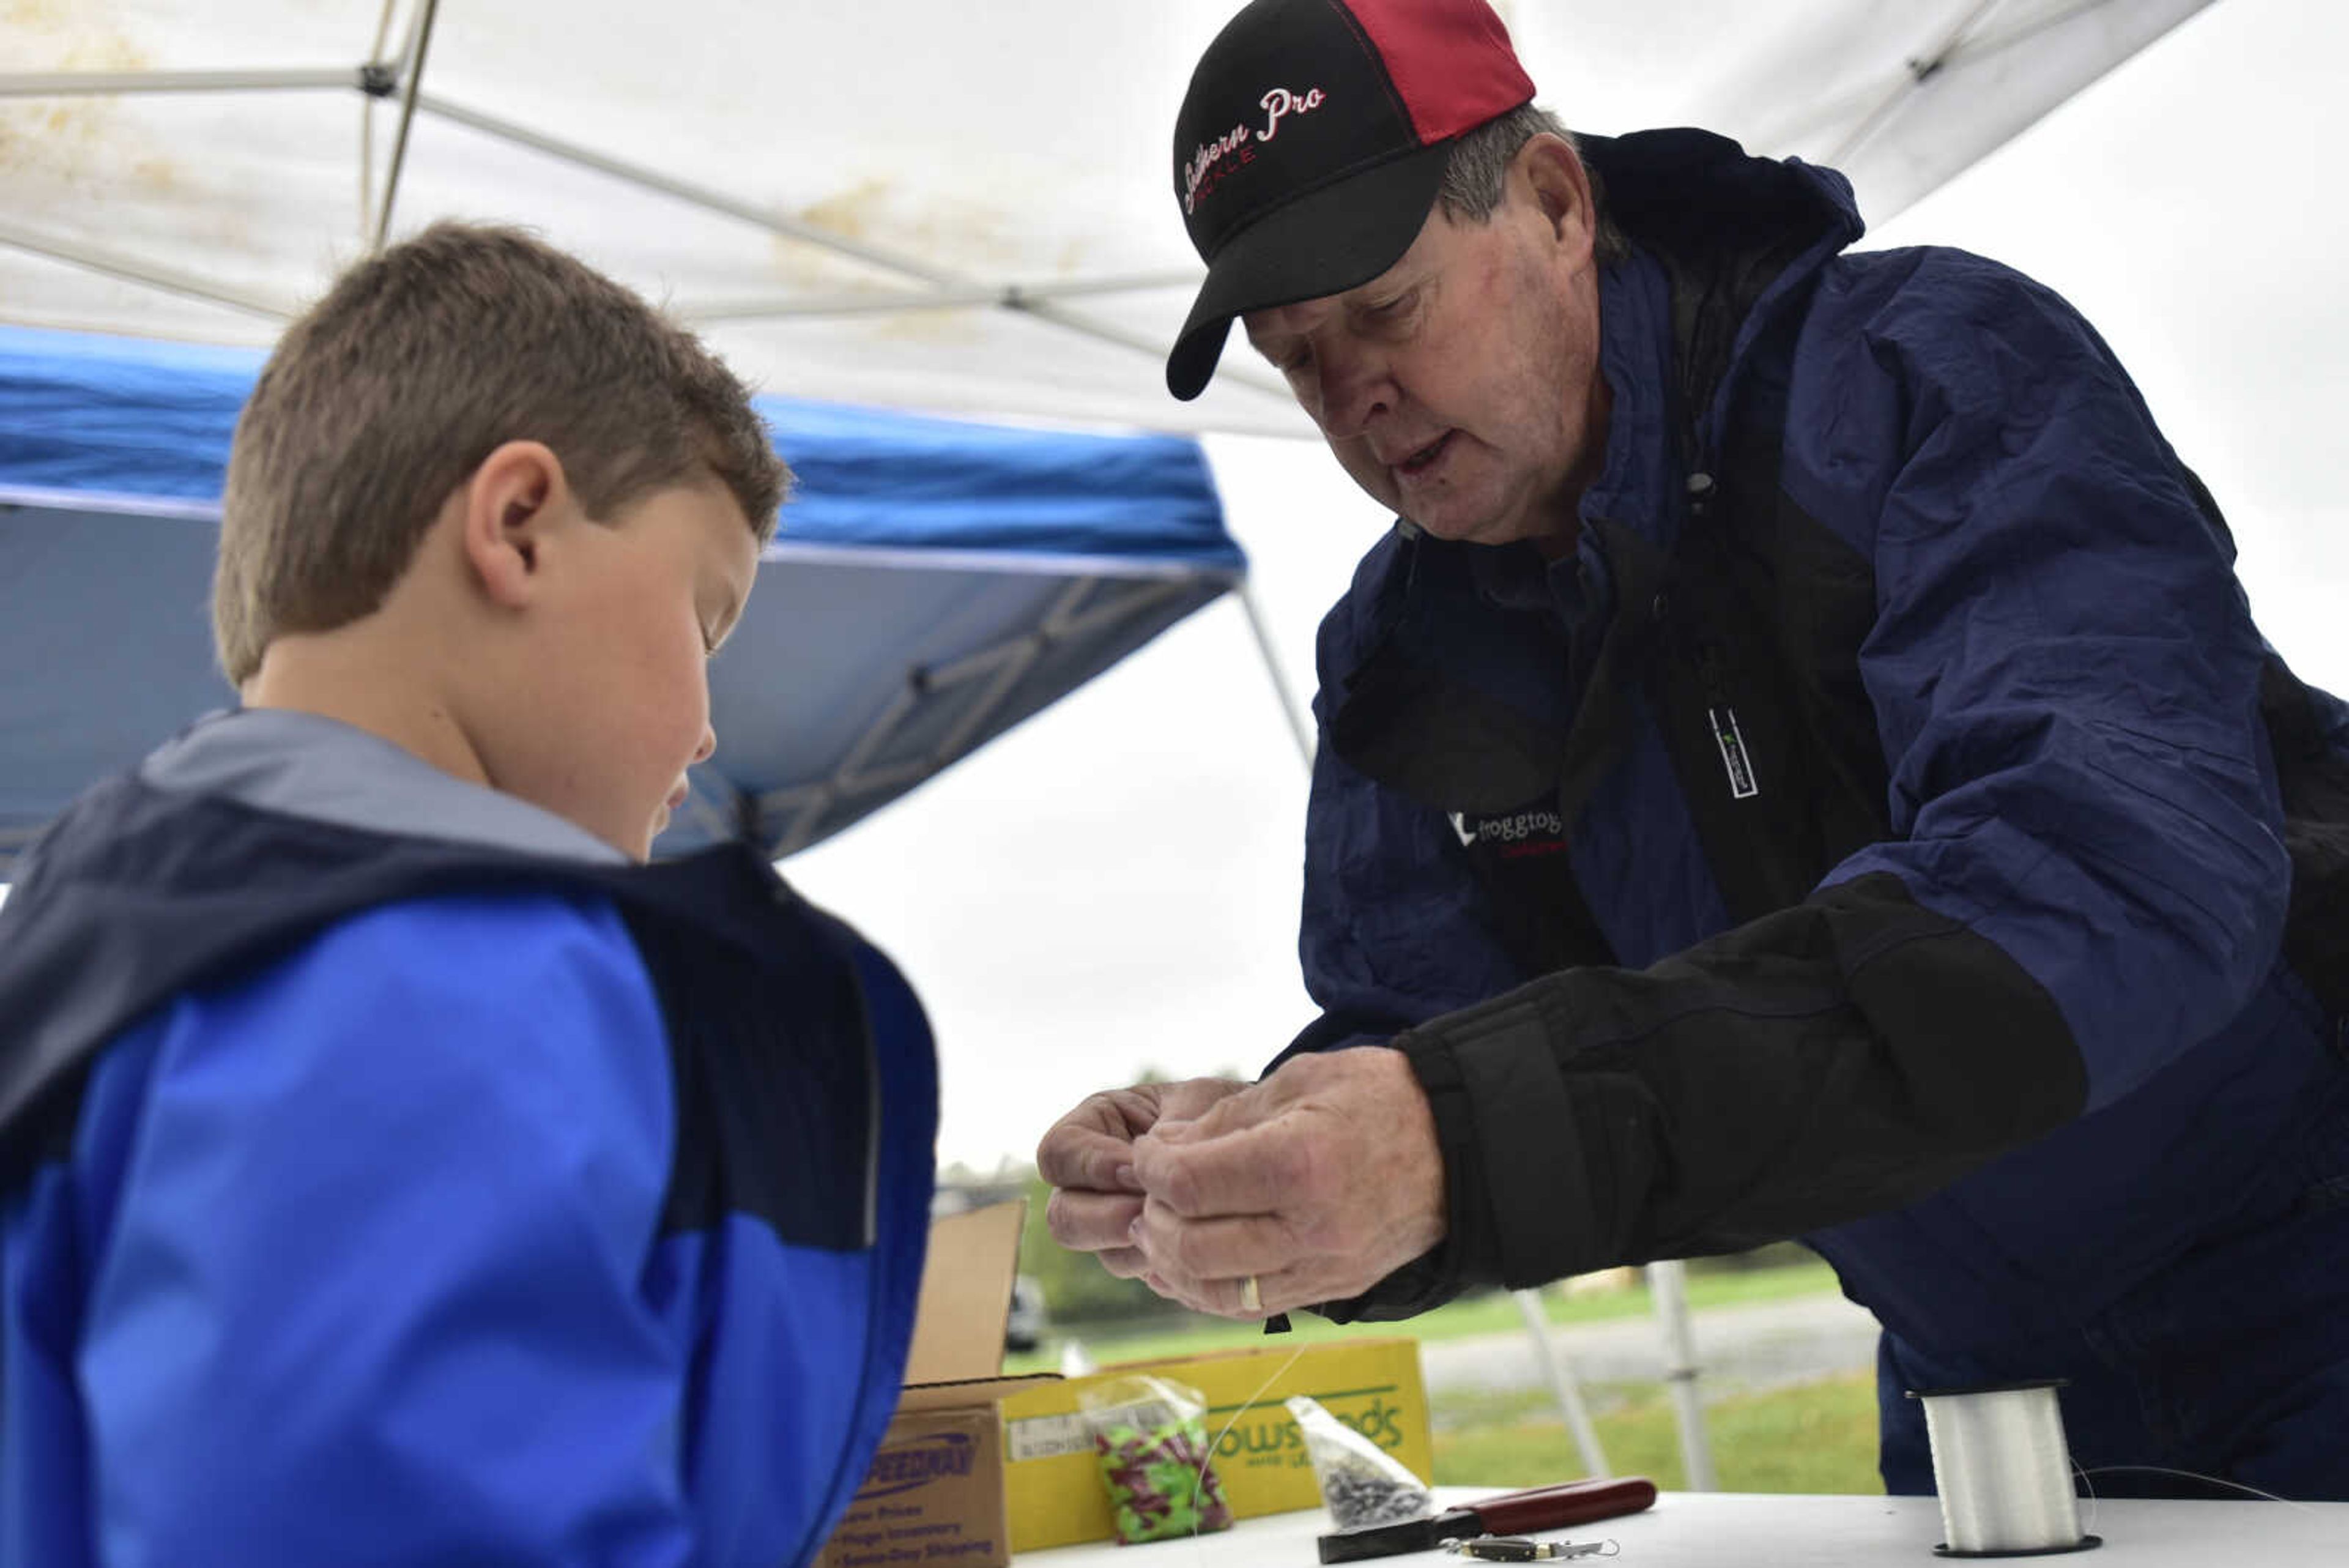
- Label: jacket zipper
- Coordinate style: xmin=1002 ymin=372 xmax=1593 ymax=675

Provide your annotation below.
xmin=789 ymin=986 xmax=897 ymax=1568
xmin=1701 ymin=640 xmax=1761 ymax=801
xmin=1684 ymin=471 xmax=1760 ymax=803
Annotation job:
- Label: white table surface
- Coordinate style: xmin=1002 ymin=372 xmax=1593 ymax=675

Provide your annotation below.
xmin=1018 ymin=1486 xmax=2349 ymax=1566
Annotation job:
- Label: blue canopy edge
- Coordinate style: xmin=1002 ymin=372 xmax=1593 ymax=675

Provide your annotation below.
xmin=0 ymin=325 xmax=1244 ymax=868
xmin=0 ymin=324 xmax=1241 ymax=571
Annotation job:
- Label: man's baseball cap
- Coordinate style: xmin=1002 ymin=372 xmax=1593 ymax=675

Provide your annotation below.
xmin=1167 ymin=0 xmax=1535 ymax=400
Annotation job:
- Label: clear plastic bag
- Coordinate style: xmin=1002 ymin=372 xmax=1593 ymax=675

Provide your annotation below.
xmin=1286 ymin=1393 xmax=1434 ymax=1533
xmin=1077 ymin=1375 xmax=1235 ymax=1544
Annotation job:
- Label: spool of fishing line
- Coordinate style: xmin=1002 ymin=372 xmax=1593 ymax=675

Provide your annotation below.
xmin=1906 ymin=1381 xmax=2099 ymax=1557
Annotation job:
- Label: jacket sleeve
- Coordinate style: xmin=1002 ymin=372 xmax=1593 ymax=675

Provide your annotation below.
xmin=78 ymin=891 xmax=699 ymax=1566
xmin=1345 ymin=251 xmax=2291 ymax=1314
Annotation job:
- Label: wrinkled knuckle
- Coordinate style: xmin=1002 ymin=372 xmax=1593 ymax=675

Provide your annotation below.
xmin=1154 ymin=1158 xmax=1204 ymax=1217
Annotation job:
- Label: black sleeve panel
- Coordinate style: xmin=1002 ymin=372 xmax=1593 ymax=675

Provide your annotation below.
xmin=1330 ymin=871 xmax=2085 ymax=1311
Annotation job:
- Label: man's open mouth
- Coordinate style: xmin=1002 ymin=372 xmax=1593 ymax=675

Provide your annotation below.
xmin=1397 ymin=431 xmax=1453 ymax=475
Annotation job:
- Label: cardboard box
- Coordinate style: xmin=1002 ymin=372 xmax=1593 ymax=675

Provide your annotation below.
xmin=998 ymin=1336 xmax=1432 ymax=1553
xmin=815 ymin=1202 xmax=1059 ymax=1568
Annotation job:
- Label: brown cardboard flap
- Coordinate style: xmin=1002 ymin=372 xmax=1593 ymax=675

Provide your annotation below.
xmin=902 ymin=1200 xmax=1026 ymax=1384
xmin=897 ymin=1372 xmax=1063 ymax=1414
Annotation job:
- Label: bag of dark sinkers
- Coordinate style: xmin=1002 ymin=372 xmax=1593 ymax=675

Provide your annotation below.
xmin=1285 ymin=1394 xmax=1433 ymax=1533
xmin=1077 ymin=1375 xmax=1235 ymax=1544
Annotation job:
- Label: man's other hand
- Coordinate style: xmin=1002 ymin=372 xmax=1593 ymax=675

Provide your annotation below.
xmin=1126 ymin=1047 xmax=1445 ymax=1317
xmin=1037 ymin=1077 xmax=1246 ymax=1280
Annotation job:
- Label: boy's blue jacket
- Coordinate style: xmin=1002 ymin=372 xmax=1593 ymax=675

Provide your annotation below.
xmin=1288 ymin=132 xmax=2349 ymax=1484
xmin=0 ymin=709 xmax=938 ymax=1566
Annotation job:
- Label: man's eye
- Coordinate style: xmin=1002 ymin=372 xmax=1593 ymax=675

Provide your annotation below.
xmin=1363 ymin=292 xmax=1413 ymax=322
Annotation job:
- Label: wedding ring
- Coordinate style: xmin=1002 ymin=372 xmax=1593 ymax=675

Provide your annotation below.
xmin=1239 ymin=1274 xmax=1263 ymax=1313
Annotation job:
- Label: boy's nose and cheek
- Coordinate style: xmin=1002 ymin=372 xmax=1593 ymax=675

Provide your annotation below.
xmin=647 ymin=723 xmax=719 ymax=853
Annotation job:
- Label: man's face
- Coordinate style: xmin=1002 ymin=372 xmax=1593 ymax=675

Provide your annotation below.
xmin=1241 ymin=144 xmax=1606 ymax=552
xmin=503 ymin=480 xmax=760 ymax=861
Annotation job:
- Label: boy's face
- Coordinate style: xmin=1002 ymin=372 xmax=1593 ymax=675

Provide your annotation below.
xmin=493 ymin=478 xmax=760 ymax=861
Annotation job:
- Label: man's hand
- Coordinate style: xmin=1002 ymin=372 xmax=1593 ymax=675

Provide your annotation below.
xmin=1125 ymin=1047 xmax=1445 ymax=1318
xmin=1037 ymin=1077 xmax=1246 ymax=1280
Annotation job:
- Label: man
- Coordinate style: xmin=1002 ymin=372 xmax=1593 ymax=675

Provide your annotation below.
xmin=1039 ymin=0 xmax=2349 ymax=1500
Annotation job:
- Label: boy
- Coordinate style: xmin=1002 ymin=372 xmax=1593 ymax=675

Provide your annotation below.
xmin=0 ymin=224 xmax=938 ymax=1564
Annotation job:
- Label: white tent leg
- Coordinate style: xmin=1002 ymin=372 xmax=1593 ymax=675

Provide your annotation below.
xmin=1235 ymin=580 xmax=1314 ymax=771
xmin=1646 ymin=1260 xmax=1718 ymax=1490
xmin=1510 ymin=1287 xmax=1609 ymax=1479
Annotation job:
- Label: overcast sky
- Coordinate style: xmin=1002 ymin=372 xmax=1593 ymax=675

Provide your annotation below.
xmin=784 ymin=0 xmax=2346 ymax=1175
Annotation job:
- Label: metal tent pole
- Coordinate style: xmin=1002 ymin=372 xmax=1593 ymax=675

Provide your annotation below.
xmin=1825 ymin=0 xmax=2002 ymax=166
xmin=0 ymin=219 xmax=292 ymax=322
xmin=371 ymin=0 xmax=442 ymax=250
xmin=1234 ymin=580 xmax=1314 ymax=772
xmin=0 ymin=68 xmax=355 ymax=96
xmin=756 ymin=573 xmax=1193 ymax=857
xmin=1646 ymin=1260 xmax=1718 ymax=1490
xmin=409 ymin=91 xmax=1297 ymax=404
xmin=1510 ymin=1287 xmax=1611 ymax=1479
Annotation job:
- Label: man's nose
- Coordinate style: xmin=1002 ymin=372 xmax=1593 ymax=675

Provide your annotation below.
xmin=1314 ymin=343 xmax=1392 ymax=439
xmin=693 ymin=723 xmax=717 ymax=765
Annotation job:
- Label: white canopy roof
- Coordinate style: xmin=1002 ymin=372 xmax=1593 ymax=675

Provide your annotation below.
xmin=2 ymin=0 xmax=2213 ymax=437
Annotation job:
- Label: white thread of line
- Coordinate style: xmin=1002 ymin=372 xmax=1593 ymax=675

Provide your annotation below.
xmin=1190 ymin=1340 xmax=1315 ymax=1550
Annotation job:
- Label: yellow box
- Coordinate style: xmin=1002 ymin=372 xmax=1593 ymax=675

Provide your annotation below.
xmin=998 ymin=1337 xmax=1430 ymax=1553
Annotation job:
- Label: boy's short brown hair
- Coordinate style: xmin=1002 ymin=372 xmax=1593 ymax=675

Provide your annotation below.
xmin=213 ymin=222 xmax=789 ymax=685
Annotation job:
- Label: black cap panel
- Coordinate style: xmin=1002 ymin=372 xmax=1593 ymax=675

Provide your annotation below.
xmin=1174 ymin=0 xmax=1417 ymax=262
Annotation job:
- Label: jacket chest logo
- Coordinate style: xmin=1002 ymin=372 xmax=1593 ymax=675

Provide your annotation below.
xmin=1450 ymin=806 xmax=1570 ymax=858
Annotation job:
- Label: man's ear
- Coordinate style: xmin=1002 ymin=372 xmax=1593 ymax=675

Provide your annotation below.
xmin=459 ymin=440 xmax=572 ymax=611
xmin=1518 ymin=133 xmax=1596 ymax=262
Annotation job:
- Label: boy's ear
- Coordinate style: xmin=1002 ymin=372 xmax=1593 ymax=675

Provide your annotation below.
xmin=460 ymin=440 xmax=573 ymax=610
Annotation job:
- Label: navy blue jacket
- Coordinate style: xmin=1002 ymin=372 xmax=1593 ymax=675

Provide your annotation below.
xmin=0 ymin=711 xmax=937 ymax=1566
xmin=1290 ymin=132 xmax=2349 ymax=1485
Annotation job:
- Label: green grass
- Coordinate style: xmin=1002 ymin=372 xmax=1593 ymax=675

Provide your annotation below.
xmin=1429 ymin=1372 xmax=1884 ymax=1495
xmin=1007 ymin=1260 xmax=1842 ymax=1375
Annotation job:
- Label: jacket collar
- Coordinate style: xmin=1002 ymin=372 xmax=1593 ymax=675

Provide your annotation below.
xmin=142 ymin=707 xmax=625 ymax=865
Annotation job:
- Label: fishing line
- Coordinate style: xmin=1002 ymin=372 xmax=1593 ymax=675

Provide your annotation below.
xmin=1912 ymin=1383 xmax=2098 ymax=1556
xmin=1915 ymin=1384 xmax=2321 ymax=1555
xmin=2075 ymin=1466 xmax=2317 ymax=1512
xmin=1190 ymin=1337 xmax=1313 ymax=1549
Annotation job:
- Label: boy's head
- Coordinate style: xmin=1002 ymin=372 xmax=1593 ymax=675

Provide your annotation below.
xmin=218 ymin=222 xmax=789 ymax=860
